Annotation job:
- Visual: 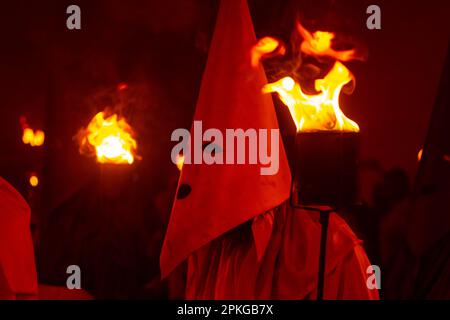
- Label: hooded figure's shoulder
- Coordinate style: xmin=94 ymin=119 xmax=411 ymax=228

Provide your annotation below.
xmin=275 ymin=202 xmax=362 ymax=279
xmin=327 ymin=212 xmax=361 ymax=249
xmin=279 ymin=201 xmax=360 ymax=254
xmin=0 ymin=177 xmax=30 ymax=220
xmin=269 ymin=202 xmax=366 ymax=299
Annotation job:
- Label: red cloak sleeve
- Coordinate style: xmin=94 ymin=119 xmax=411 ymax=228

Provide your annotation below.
xmin=0 ymin=177 xmax=38 ymax=299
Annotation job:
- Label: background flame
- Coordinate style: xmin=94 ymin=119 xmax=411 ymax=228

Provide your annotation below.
xmin=20 ymin=116 xmax=45 ymax=147
xmin=175 ymin=154 xmax=184 ymax=171
xmin=22 ymin=128 xmax=45 ymax=146
xmin=78 ymin=111 xmax=138 ymax=165
xmin=29 ymin=174 xmax=39 ymax=187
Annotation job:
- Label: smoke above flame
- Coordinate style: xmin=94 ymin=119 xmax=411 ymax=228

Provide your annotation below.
xmin=254 ymin=21 xmax=365 ymax=132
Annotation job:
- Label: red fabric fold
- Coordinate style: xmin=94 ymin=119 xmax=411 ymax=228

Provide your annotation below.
xmin=186 ymin=202 xmax=379 ymax=300
xmin=0 ymin=177 xmax=38 ymax=299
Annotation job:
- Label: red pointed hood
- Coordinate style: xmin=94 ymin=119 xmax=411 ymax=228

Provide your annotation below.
xmin=0 ymin=177 xmax=37 ymax=298
xmin=160 ymin=0 xmax=291 ymax=278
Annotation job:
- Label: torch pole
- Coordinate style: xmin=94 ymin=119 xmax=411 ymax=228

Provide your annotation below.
xmin=317 ymin=208 xmax=331 ymax=300
xmin=289 ymin=132 xmax=336 ymax=301
xmin=289 ymin=202 xmax=332 ymax=301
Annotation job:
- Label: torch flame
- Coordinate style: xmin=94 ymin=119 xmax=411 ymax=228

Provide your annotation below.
xmin=78 ymin=111 xmax=138 ymax=164
xmin=308 ymin=31 xmax=334 ymax=53
xmin=257 ymin=22 xmax=361 ymax=133
xmin=251 ymin=37 xmax=285 ymax=67
xmin=263 ymin=61 xmax=359 ymax=132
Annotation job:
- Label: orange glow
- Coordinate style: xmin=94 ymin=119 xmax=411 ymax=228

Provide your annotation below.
xmin=22 ymin=127 xmax=45 ymax=147
xmin=251 ymin=37 xmax=285 ymax=67
xmin=29 ymin=174 xmax=39 ymax=187
xmin=22 ymin=128 xmax=34 ymax=144
xmin=117 ymin=82 xmax=128 ymax=91
xmin=78 ymin=111 xmax=138 ymax=165
xmin=418 ymin=149 xmax=423 ymax=161
xmin=263 ymin=61 xmax=359 ymax=132
xmin=176 ymin=154 xmax=184 ymax=171
xmin=297 ymin=21 xmax=359 ymax=61
xmin=418 ymin=150 xmax=450 ymax=162
xmin=20 ymin=117 xmax=45 ymax=147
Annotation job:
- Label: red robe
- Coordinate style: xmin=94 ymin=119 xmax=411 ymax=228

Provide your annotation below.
xmin=186 ymin=202 xmax=378 ymax=300
xmin=0 ymin=177 xmax=38 ymax=299
xmin=38 ymin=285 xmax=93 ymax=300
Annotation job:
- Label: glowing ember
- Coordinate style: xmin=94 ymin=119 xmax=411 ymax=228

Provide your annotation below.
xmin=117 ymin=82 xmax=128 ymax=91
xmin=78 ymin=111 xmax=138 ymax=165
xmin=257 ymin=22 xmax=361 ymax=133
xmin=175 ymin=154 xmax=184 ymax=171
xmin=29 ymin=174 xmax=39 ymax=187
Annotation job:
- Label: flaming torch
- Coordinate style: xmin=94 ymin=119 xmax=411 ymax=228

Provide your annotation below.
xmin=77 ymin=108 xmax=140 ymax=201
xmin=257 ymin=22 xmax=363 ymax=208
xmin=255 ymin=21 xmax=365 ymax=300
xmin=77 ymin=110 xmax=139 ymax=165
xmin=263 ymin=61 xmax=359 ymax=208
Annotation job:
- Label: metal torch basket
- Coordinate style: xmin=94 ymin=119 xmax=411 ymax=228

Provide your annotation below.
xmin=290 ymin=131 xmax=359 ymax=209
xmin=289 ymin=131 xmax=359 ymax=300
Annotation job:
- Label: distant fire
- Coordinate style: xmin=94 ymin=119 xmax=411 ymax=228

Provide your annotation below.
xmin=29 ymin=173 xmax=39 ymax=187
xmin=77 ymin=111 xmax=139 ymax=165
xmin=175 ymin=154 xmax=184 ymax=171
xmin=20 ymin=117 xmax=45 ymax=147
xmin=117 ymin=82 xmax=129 ymax=91
xmin=418 ymin=148 xmax=423 ymax=161
xmin=255 ymin=21 xmax=364 ymax=133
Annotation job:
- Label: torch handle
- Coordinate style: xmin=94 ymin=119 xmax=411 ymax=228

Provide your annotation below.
xmin=317 ymin=209 xmax=331 ymax=300
xmin=288 ymin=132 xmax=334 ymax=300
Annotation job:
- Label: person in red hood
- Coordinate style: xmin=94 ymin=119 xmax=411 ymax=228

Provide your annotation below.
xmin=161 ymin=0 xmax=378 ymax=300
xmin=0 ymin=177 xmax=38 ymax=299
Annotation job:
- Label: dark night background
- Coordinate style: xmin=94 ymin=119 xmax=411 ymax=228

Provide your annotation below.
xmin=0 ymin=0 xmax=449 ymax=299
